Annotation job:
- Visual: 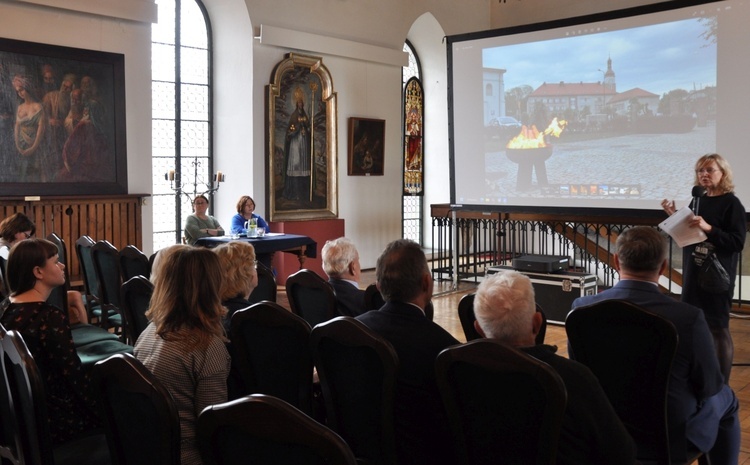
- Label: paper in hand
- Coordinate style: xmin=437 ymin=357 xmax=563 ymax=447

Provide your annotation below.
xmin=658 ymin=206 xmax=707 ymax=247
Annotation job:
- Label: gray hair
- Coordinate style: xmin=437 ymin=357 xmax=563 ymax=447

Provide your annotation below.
xmin=474 ymin=271 xmax=536 ymax=343
xmin=321 ymin=237 xmax=359 ymax=278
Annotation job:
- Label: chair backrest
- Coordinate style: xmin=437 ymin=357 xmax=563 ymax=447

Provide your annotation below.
xmin=0 ymin=327 xmax=22 ymax=465
xmin=248 ymin=262 xmax=277 ymax=304
xmin=310 ymin=316 xmax=399 ymax=465
xmin=197 ymin=394 xmax=358 ymax=465
xmin=75 ymin=235 xmax=99 ymax=301
xmin=435 ymin=339 xmax=567 ymax=465
xmin=0 ymin=255 xmax=8 ymax=298
xmin=91 ymin=240 xmax=122 ymax=309
xmin=459 ymin=292 xmax=547 ymax=344
xmin=285 ymin=269 xmax=337 ymax=327
xmin=93 ymin=353 xmax=180 ymax=465
xmin=119 ymin=276 xmax=154 ymax=345
xmin=363 ymin=283 xmax=385 ymax=310
xmin=1 ymin=330 xmax=55 ymax=465
xmin=228 ymin=301 xmax=313 ymax=413
xmin=45 ymin=233 xmax=71 ymax=317
xmin=118 ymin=245 xmax=150 ymax=282
xmin=565 ymin=300 xmax=679 ymax=462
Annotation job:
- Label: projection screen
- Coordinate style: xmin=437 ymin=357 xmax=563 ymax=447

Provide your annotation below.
xmin=447 ymin=0 xmax=750 ymax=216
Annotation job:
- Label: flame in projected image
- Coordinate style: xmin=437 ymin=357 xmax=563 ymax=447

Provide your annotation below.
xmin=506 ymin=117 xmax=567 ymax=149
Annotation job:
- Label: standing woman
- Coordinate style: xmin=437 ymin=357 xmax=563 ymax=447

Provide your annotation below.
xmin=0 ymin=238 xmax=101 ymax=445
xmin=662 ymin=153 xmax=746 ymax=382
xmin=134 ymin=245 xmax=231 ymax=465
xmin=184 ymin=194 xmax=224 ymax=245
xmin=230 ymin=195 xmax=270 ymax=235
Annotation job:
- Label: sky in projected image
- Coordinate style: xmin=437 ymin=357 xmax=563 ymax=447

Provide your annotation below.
xmin=483 ymin=17 xmax=716 ymax=98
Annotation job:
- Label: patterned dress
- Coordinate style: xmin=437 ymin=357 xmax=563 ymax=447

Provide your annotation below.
xmin=0 ymin=301 xmax=101 ymax=445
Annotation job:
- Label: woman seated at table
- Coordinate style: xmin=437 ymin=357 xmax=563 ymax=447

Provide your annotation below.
xmin=230 ymin=195 xmax=270 ymax=235
xmin=134 ymin=245 xmax=231 ymax=465
xmin=214 ymin=241 xmax=258 ymax=332
xmin=184 ymin=194 xmax=224 ymax=245
xmin=0 ymin=238 xmax=101 ymax=445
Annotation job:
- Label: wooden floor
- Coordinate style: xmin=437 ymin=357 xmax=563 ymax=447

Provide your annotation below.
xmin=278 ymin=271 xmax=750 ymax=463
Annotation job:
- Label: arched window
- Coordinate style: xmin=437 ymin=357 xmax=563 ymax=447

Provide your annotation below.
xmin=151 ymin=0 xmax=213 ymax=249
xmin=402 ymin=40 xmax=423 ymax=244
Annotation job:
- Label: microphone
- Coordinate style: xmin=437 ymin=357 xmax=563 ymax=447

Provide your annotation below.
xmin=691 ymin=186 xmax=706 ymax=214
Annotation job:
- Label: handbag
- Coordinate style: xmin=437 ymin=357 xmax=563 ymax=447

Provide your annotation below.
xmin=698 ymin=253 xmax=731 ymax=294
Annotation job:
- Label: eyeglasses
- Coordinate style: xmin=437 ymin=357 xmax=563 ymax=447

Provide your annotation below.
xmin=696 ymin=168 xmax=719 ymax=174
xmin=193 ymin=201 xmax=208 ymax=205
xmin=23 ymin=232 xmax=32 ymax=239
xmin=252 ymin=260 xmax=258 ymax=269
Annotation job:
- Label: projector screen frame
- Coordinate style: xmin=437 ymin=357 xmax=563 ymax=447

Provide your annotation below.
xmin=446 ymin=0 xmax=750 ymax=221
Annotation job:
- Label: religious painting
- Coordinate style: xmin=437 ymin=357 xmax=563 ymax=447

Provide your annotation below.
xmin=348 ymin=117 xmax=385 ymax=176
xmin=0 ymin=37 xmax=127 ymax=195
xmin=267 ymin=53 xmax=338 ymax=221
xmin=403 ymin=77 xmax=424 ymax=195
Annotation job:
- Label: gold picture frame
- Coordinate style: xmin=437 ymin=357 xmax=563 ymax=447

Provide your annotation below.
xmin=266 ymin=53 xmax=338 ymax=221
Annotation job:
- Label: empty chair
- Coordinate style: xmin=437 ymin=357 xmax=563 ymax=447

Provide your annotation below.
xmin=93 ymin=353 xmax=180 ymax=465
xmin=310 ymin=316 xmax=399 ymax=465
xmin=435 ymin=338 xmax=567 ymax=465
xmin=0 ymin=325 xmax=21 ymax=465
xmin=458 ymin=293 xmax=547 ymax=344
xmin=566 ymin=300 xmax=707 ymax=465
xmin=91 ymin=240 xmax=124 ymax=332
xmin=119 ymin=276 xmax=154 ymax=345
xmin=46 ymin=233 xmax=120 ymax=348
xmin=1 ymin=329 xmax=110 ymax=465
xmin=197 ymin=394 xmax=358 ymax=465
xmin=228 ymin=301 xmax=313 ymax=412
xmin=285 ymin=269 xmax=337 ymax=327
xmin=118 ymin=245 xmax=150 ymax=282
xmin=363 ymin=283 xmax=385 ymax=310
xmin=75 ymin=236 xmax=118 ymax=329
xmin=0 ymin=256 xmax=9 ymax=298
xmin=248 ymin=262 xmax=277 ymax=304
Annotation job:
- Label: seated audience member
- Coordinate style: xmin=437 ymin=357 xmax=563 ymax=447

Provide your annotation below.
xmin=230 ymin=195 xmax=270 ymax=235
xmin=321 ymin=237 xmax=367 ymax=316
xmin=213 ymin=241 xmax=258 ymax=331
xmin=0 ymin=212 xmax=35 ymax=258
xmin=0 ymin=212 xmax=87 ymax=323
xmin=572 ymin=226 xmax=740 ymax=465
xmin=474 ymin=271 xmax=636 ymax=465
xmin=184 ymin=195 xmax=224 ymax=245
xmin=134 ymin=245 xmax=231 ymax=465
xmin=0 ymin=238 xmax=101 ymax=445
xmin=356 ymin=239 xmax=458 ymax=465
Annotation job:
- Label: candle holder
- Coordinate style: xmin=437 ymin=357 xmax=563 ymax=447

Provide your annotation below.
xmin=164 ymin=159 xmax=223 ymax=201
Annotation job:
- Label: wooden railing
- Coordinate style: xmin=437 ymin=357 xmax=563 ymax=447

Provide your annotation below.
xmin=430 ymin=204 xmax=749 ymax=307
xmin=0 ymin=195 xmax=147 ymax=285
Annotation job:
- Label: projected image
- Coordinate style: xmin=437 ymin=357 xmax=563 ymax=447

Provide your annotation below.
xmin=469 ymin=14 xmax=718 ymax=207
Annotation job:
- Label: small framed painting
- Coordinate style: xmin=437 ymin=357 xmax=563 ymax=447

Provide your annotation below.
xmin=348 ymin=117 xmax=385 ymax=176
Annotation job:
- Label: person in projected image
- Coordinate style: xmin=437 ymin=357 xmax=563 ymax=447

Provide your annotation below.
xmin=661 ymin=153 xmax=746 ymax=383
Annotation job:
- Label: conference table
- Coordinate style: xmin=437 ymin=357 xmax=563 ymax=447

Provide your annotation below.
xmin=195 ymin=233 xmax=317 ymax=269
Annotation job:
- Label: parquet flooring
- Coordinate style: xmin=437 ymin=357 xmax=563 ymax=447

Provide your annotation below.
xmin=278 ymin=270 xmax=750 ymax=464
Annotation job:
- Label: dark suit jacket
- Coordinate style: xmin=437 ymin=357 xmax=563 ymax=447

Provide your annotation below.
xmin=357 ymin=301 xmax=459 ymax=465
xmin=328 ymin=278 xmax=367 ymax=317
xmin=572 ymin=280 xmax=724 ymax=446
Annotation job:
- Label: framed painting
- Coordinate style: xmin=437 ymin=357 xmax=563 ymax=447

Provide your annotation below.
xmin=348 ymin=117 xmax=384 ymax=176
xmin=266 ymin=53 xmax=338 ymax=221
xmin=0 ymin=37 xmax=127 ymax=196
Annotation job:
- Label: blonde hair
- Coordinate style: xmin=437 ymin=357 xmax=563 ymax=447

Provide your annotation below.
xmin=214 ymin=241 xmax=257 ymax=301
xmin=146 ymin=246 xmax=227 ymax=349
xmin=694 ymin=153 xmax=734 ymax=193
